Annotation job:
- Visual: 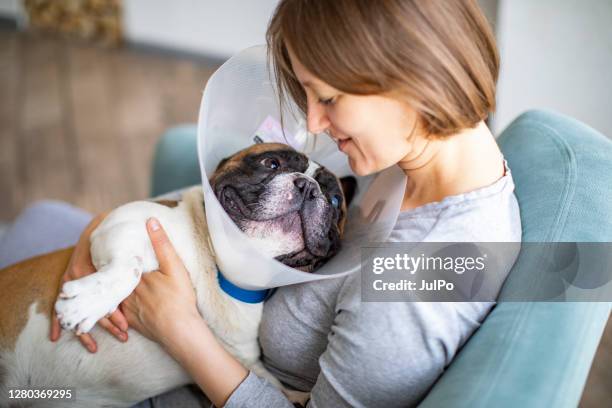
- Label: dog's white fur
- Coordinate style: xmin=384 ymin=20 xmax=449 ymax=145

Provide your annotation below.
xmin=1 ymin=186 xmax=305 ymax=407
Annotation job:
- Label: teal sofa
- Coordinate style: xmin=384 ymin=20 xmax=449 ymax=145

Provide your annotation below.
xmin=151 ymin=110 xmax=612 ymax=407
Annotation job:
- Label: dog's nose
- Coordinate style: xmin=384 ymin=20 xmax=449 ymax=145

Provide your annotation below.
xmin=294 ymin=176 xmax=320 ymax=200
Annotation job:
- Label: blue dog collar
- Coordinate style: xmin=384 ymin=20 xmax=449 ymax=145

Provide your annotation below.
xmin=216 ymin=267 xmax=271 ymax=303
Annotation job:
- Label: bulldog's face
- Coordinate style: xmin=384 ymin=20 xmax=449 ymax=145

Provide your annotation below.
xmin=210 ymin=143 xmax=356 ymax=272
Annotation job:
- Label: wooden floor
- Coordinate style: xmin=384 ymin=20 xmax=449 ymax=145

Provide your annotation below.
xmin=0 ymin=28 xmax=610 ymax=406
xmin=0 ymin=28 xmax=217 ymax=220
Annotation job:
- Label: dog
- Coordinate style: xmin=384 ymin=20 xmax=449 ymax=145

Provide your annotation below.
xmin=0 ymin=142 xmax=356 ymax=407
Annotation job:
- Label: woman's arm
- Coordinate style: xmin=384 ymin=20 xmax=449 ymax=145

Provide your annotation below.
xmin=125 ymin=218 xmax=486 ymax=408
xmin=162 ymin=315 xmax=249 ymax=406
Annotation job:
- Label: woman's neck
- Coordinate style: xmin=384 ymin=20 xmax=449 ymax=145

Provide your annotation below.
xmin=398 ymin=121 xmax=504 ymax=211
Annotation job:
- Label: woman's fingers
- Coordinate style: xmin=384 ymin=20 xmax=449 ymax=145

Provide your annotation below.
xmin=109 ymin=309 xmax=129 ymax=332
xmin=52 ymin=312 xmax=127 ymax=349
xmin=77 ymin=333 xmax=97 ymax=353
xmin=49 ymin=312 xmax=61 ymax=342
xmin=146 ymin=218 xmax=183 ymax=275
xmin=98 ymin=317 xmax=128 ymax=342
xmin=49 ymin=213 xmax=117 ymax=350
xmin=50 ymin=265 xmax=74 ymax=341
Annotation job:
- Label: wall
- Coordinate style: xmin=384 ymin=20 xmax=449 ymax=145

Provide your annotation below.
xmin=0 ymin=0 xmax=19 ymax=18
xmin=122 ymin=0 xmax=280 ymax=60
xmin=493 ymin=0 xmax=612 ymax=138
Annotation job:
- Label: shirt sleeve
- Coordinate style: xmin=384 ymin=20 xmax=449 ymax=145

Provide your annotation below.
xmin=223 ymin=370 xmax=297 ymax=407
xmin=224 ymin=276 xmax=492 ymax=408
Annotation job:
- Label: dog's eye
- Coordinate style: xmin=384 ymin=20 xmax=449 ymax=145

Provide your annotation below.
xmin=261 ymin=158 xmax=280 ymax=170
xmin=331 ymin=194 xmax=342 ymax=208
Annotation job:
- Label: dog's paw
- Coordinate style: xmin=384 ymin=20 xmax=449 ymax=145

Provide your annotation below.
xmin=55 ymin=273 xmax=121 ymax=335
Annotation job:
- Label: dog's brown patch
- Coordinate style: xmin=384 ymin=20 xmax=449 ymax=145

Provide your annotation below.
xmin=232 ymin=142 xmax=291 ymax=160
xmin=210 ymin=142 xmax=291 ymax=185
xmin=0 ymin=247 xmax=72 ymax=350
xmin=153 ymin=199 xmax=179 ymax=208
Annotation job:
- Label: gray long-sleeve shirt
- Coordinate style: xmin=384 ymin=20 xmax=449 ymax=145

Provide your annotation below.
xmin=224 ymin=161 xmax=521 ymax=408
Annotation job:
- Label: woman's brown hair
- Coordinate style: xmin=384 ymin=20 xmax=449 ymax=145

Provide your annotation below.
xmin=266 ymin=0 xmax=499 ymax=137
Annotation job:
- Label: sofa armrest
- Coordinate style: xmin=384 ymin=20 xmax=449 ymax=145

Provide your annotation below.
xmin=420 ymin=110 xmax=612 ymax=407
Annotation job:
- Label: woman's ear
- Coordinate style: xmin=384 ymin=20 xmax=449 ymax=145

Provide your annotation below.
xmin=340 ymin=176 xmax=357 ymax=207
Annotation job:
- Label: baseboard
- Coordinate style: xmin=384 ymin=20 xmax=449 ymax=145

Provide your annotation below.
xmin=125 ymin=40 xmax=228 ymax=67
xmin=0 ymin=15 xmax=18 ymax=30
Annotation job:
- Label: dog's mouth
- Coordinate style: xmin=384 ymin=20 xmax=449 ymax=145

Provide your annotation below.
xmin=221 ymin=187 xmax=253 ymax=218
xmin=221 ymin=184 xmax=304 ymax=236
xmin=222 ymin=187 xmax=302 ymax=234
xmin=217 ymin=183 xmax=337 ymax=272
xmin=221 ymin=185 xmax=304 ymax=222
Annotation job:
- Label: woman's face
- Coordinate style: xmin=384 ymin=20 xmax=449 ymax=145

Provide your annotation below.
xmin=287 ymin=48 xmax=422 ymax=176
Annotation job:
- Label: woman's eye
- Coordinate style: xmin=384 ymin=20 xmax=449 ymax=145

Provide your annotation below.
xmin=318 ymin=96 xmax=335 ymax=106
xmin=330 ymin=194 xmax=342 ymax=208
xmin=261 ymin=158 xmax=280 ymax=170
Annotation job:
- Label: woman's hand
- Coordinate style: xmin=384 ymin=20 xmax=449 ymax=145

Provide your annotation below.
xmin=49 ymin=211 xmax=129 ymax=352
xmin=123 ymin=218 xmax=249 ymax=406
xmin=120 ymin=218 xmax=199 ymax=345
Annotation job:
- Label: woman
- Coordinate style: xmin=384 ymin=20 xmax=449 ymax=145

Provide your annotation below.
xmin=1 ymin=0 xmax=521 ymax=407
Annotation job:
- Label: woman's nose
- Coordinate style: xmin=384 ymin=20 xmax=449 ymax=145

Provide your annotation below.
xmin=306 ymin=97 xmax=331 ymax=134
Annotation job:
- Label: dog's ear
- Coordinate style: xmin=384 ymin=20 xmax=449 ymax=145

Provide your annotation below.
xmin=215 ymin=157 xmax=230 ymax=172
xmin=340 ymin=176 xmax=357 ymax=207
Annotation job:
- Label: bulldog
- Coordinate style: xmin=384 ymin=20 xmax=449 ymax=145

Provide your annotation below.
xmin=0 ymin=142 xmax=356 ymax=407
